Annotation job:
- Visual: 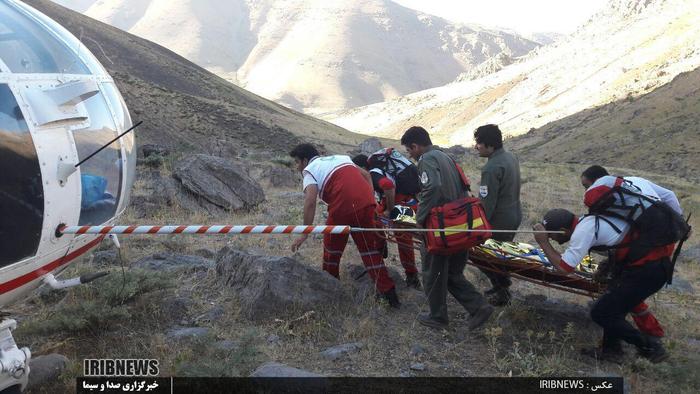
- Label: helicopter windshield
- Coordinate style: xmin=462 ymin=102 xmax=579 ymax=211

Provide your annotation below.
xmin=0 ymin=1 xmax=89 ymax=74
xmin=0 ymin=84 xmax=44 ymax=267
xmin=74 ymin=91 xmax=123 ymax=226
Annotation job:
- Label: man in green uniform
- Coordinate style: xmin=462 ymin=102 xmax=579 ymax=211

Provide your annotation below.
xmin=401 ymin=126 xmax=493 ymax=330
xmin=475 ymin=124 xmax=522 ymax=306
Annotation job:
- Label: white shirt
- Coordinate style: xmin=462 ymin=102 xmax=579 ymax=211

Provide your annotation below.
xmin=624 ymin=176 xmax=682 ymax=214
xmin=561 ymin=215 xmax=629 ymax=269
xmin=302 ymin=155 xmax=354 ymax=198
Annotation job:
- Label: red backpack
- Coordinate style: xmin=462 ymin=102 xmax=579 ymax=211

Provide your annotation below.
xmin=424 ymin=157 xmax=492 ymax=255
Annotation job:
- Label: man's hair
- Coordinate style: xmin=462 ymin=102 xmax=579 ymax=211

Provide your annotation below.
xmin=289 ymin=143 xmax=319 ymax=161
xmin=352 ymin=154 xmax=369 ymax=169
xmin=400 ymin=126 xmax=432 ymax=147
xmin=581 ymin=165 xmax=609 ymax=182
xmin=474 ymin=124 xmax=503 ymax=150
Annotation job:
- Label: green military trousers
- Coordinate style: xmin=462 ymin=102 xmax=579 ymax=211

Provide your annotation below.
xmin=421 ymin=249 xmax=487 ymax=323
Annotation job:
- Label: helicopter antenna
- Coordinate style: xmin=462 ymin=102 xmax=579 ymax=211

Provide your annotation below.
xmin=75 ymin=120 xmax=142 ymax=168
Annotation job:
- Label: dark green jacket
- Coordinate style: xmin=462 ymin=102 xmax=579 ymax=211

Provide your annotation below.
xmin=478 ymin=148 xmax=522 ymax=231
xmin=416 ymin=146 xmax=468 ymax=225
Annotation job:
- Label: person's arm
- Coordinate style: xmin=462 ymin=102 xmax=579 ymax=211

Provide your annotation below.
xmin=291 ymin=184 xmax=318 ymax=252
xmin=479 ymin=166 xmax=502 ymax=221
xmin=533 ymin=222 xmax=593 ymax=273
xmin=415 ymin=157 xmax=442 ymax=226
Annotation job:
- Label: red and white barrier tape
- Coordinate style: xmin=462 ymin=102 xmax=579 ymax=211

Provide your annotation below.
xmin=58 ymin=225 xmax=562 ymax=235
xmin=59 ymin=225 xmax=351 ymax=235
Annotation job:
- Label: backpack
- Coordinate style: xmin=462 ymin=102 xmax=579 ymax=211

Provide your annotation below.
xmin=585 ymin=176 xmax=691 ymax=283
xmin=368 ymin=148 xmax=420 ymax=195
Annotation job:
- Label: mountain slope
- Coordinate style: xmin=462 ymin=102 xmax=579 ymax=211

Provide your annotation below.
xmin=327 ymin=0 xmax=700 ymax=147
xmin=511 ymin=66 xmax=700 ymax=181
xmin=52 ymin=0 xmax=540 ymax=114
xmin=30 ymin=0 xmax=367 ymax=158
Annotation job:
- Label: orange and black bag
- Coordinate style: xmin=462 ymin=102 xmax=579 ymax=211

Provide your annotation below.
xmin=424 ymin=159 xmax=492 ymax=255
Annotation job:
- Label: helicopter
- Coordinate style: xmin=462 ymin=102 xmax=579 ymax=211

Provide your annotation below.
xmin=0 ymin=0 xmax=136 ymax=391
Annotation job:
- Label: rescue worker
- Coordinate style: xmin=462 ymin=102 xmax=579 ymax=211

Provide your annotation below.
xmin=400 ymin=126 xmax=493 ymax=330
xmin=580 ymin=165 xmax=681 ymax=339
xmin=353 ymin=153 xmax=422 ymax=289
xmin=533 ymin=207 xmax=672 ymax=363
xmin=474 ymin=124 xmax=522 ymax=306
xmin=289 ymin=144 xmax=400 ymax=308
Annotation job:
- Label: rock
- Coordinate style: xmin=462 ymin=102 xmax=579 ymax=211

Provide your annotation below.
xmin=267 ymin=334 xmax=280 ymax=344
xmin=27 ymin=354 xmax=69 ymax=390
xmin=215 ymin=247 xmax=345 ymax=321
xmin=668 ymin=277 xmax=695 ymax=294
xmin=130 ymin=170 xmax=179 ymax=218
xmin=264 ymin=166 xmax=301 ymax=188
xmin=196 ymin=306 xmax=225 ymax=323
xmin=194 ymin=248 xmax=216 ymax=259
xmin=410 ymin=362 xmax=426 ymax=371
xmin=173 ymin=154 xmax=265 ymax=212
xmin=213 ymin=340 xmax=239 ymax=351
xmin=348 ymin=265 xmax=402 ymax=303
xmin=358 ymin=138 xmax=382 ymax=155
xmin=250 ymin=362 xmax=323 ymax=378
xmin=141 ymin=144 xmax=170 ymax=158
xmin=410 ymin=344 xmax=426 ymax=356
xmin=320 ymin=342 xmax=363 ymax=361
xmin=92 ymin=250 xmax=118 ymax=267
xmin=166 ymin=327 xmax=211 ymax=341
xmin=133 ymin=253 xmax=213 ymax=272
xmin=160 ymin=296 xmax=193 ymax=321
xmin=679 ymin=244 xmax=700 ymax=262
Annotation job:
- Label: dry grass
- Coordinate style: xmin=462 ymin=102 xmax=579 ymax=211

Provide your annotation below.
xmin=14 ymin=159 xmax=700 ymax=393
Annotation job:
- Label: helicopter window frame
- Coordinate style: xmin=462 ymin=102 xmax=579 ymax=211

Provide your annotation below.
xmin=0 ymin=83 xmax=44 ymax=267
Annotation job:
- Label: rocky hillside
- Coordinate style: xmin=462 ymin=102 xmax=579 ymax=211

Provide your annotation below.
xmin=327 ymin=0 xmax=700 ymax=161
xmin=52 ymin=0 xmax=540 ymax=114
xmin=511 ymin=66 xmax=700 ymax=181
xmin=28 ymin=0 xmax=367 ymax=159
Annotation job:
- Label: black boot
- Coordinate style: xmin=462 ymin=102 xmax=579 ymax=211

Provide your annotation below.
xmin=638 ymin=336 xmax=669 ymax=363
xmin=377 ymin=287 xmax=401 ymax=308
xmin=488 ymin=288 xmax=511 ymax=307
xmin=405 ymin=273 xmax=422 ymax=290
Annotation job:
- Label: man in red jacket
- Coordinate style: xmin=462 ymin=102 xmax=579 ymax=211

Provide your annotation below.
xmin=290 ymin=144 xmax=400 ymax=307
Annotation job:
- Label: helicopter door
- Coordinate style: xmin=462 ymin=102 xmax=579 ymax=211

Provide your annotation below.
xmin=0 ymin=84 xmax=44 ymax=267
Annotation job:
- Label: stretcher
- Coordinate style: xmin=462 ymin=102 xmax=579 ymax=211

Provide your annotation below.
xmin=378 ymin=215 xmax=606 ymax=298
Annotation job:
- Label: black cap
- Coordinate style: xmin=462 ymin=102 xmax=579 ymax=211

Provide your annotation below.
xmin=542 ymin=209 xmax=575 ymax=231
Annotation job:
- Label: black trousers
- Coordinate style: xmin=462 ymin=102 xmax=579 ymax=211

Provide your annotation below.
xmin=590 ymin=258 xmax=669 ymax=350
xmin=480 ymin=231 xmax=515 ymax=289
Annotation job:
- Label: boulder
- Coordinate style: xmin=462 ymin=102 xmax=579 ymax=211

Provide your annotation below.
xmin=129 ymin=170 xmax=179 ymax=218
xmin=214 ymin=247 xmax=344 ymax=321
xmin=264 ymin=166 xmax=301 ymax=188
xmin=173 ymin=154 xmax=265 ymax=212
xmin=133 ymin=253 xmax=213 ymax=272
xmin=27 ymin=354 xmax=69 ymax=390
xmin=358 ymin=138 xmax=382 ymax=155
xmin=92 ymin=250 xmax=118 ymax=267
xmin=250 ymin=362 xmax=323 ymax=377
xmin=320 ymin=342 xmax=363 ymax=361
xmin=166 ymin=327 xmax=211 ymax=341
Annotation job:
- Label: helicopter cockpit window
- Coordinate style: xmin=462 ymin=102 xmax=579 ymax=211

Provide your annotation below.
xmin=73 ymin=92 xmax=122 ymax=225
xmin=0 ymin=84 xmax=44 ymax=267
xmin=0 ymin=1 xmax=89 ymax=74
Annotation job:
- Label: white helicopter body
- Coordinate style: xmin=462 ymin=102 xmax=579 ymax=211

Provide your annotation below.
xmin=0 ymin=0 xmax=135 ymax=390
